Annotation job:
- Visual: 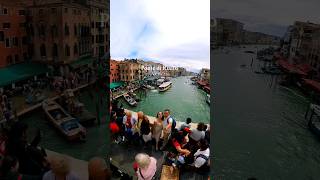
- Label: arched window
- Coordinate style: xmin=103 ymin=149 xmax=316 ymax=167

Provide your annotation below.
xmin=74 ymin=43 xmax=78 ymax=55
xmin=65 ymin=23 xmax=69 ymax=36
xmin=52 ymin=43 xmax=58 ymax=57
xmin=65 ymin=45 xmax=70 ymax=56
xmin=40 ymin=44 xmax=46 ymax=57
xmin=74 ymin=24 xmax=77 ymax=36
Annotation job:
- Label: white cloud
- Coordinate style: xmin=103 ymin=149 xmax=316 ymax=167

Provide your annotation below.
xmin=111 ymin=0 xmax=210 ymax=72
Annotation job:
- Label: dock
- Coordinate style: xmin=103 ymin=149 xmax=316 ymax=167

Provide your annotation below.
xmin=0 ymin=80 xmax=96 ymax=127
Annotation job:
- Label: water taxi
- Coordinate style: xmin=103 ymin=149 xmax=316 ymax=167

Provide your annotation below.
xmin=305 ymin=104 xmax=320 ymax=137
xmin=42 ymin=100 xmax=86 ymax=141
xmin=158 ymin=81 xmax=172 ymax=92
xmin=123 ymin=94 xmax=138 ymax=106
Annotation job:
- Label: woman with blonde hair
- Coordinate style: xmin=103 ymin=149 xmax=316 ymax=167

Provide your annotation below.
xmin=133 ymin=153 xmax=157 ymax=180
xmin=42 ymin=155 xmax=79 ymax=180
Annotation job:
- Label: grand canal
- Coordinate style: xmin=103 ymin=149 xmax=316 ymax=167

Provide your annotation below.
xmin=118 ymin=76 xmax=210 ymax=123
xmin=19 ymin=87 xmax=108 ymax=161
xmin=213 ymin=46 xmax=320 ymax=179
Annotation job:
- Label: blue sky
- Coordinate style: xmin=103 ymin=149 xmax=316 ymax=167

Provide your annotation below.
xmin=111 ymin=0 xmax=210 ymax=72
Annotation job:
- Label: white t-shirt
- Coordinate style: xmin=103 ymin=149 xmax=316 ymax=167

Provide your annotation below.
xmin=194 ymin=148 xmax=210 ymax=168
xmin=162 ymin=116 xmax=173 ymax=129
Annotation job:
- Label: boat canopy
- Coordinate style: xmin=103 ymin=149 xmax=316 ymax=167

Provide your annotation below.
xmin=110 ymin=81 xmax=124 ymax=89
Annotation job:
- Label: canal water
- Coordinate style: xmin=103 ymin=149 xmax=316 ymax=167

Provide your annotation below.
xmin=19 ymin=86 xmax=108 ymax=161
xmin=118 ymin=76 xmax=210 ymax=123
xmin=213 ymin=45 xmax=320 ymax=179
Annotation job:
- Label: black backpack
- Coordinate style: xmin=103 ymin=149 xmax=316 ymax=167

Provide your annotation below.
xmin=167 ymin=117 xmax=176 ymax=131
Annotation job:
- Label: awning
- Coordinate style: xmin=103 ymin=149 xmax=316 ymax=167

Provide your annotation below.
xmin=110 ymin=81 xmax=124 ymax=89
xmin=0 ymin=62 xmax=50 ymax=87
xmin=203 ymin=86 xmax=211 ymax=93
xmin=277 ymin=60 xmax=307 ymax=76
xmin=69 ymin=56 xmax=93 ymax=69
xmin=303 ymin=79 xmax=320 ymax=93
xmin=296 ymin=64 xmax=313 ymax=74
xmin=197 ymin=80 xmax=208 ymax=86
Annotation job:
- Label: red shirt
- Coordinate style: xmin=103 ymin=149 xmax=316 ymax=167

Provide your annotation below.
xmin=109 ymin=122 xmax=120 ymax=133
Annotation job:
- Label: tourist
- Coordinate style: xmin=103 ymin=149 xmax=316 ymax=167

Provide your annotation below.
xmin=109 ymin=112 xmax=120 ymax=143
xmin=6 ymin=122 xmax=49 ymax=176
xmin=140 ymin=115 xmax=152 ymax=145
xmin=189 ymin=122 xmax=206 ymax=144
xmin=192 ymin=139 xmax=210 ymax=173
xmin=136 ymin=111 xmax=144 ymax=135
xmin=165 ymin=128 xmax=192 ymax=169
xmin=160 ymin=109 xmax=176 ymax=150
xmin=152 ymin=112 xmax=164 ymax=151
xmin=133 ymin=153 xmax=157 ymax=180
xmin=0 ymin=156 xmax=42 ymax=180
xmin=88 ymin=157 xmax=111 ymax=180
xmin=122 ymin=111 xmax=137 ymax=141
xmin=42 ymin=155 xmax=79 ymax=180
xmin=180 ymin=117 xmax=192 ymax=131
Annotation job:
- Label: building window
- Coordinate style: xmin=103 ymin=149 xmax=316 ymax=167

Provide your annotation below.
xmin=52 ymin=43 xmax=58 ymax=57
xmin=19 ymin=22 xmax=26 ymax=28
xmin=40 ymin=44 xmax=46 ymax=57
xmin=96 ymin=35 xmax=98 ymax=43
xmin=65 ymin=24 xmax=69 ymax=36
xmin=0 ymin=31 xmax=4 ymax=41
xmin=15 ymin=55 xmax=19 ymax=63
xmin=51 ymin=8 xmax=57 ymax=14
xmin=64 ymin=8 xmax=68 ymax=13
xmin=5 ymin=38 xmax=10 ymax=47
xmin=39 ymin=24 xmax=46 ymax=36
xmin=18 ymin=10 xmax=25 ymax=15
xmin=39 ymin=9 xmax=44 ymax=15
xmin=92 ymin=36 xmax=94 ymax=43
xmin=22 ymin=36 xmax=27 ymax=45
xmin=74 ymin=44 xmax=78 ymax=55
xmin=74 ymin=24 xmax=77 ymax=36
xmin=65 ymin=45 xmax=70 ymax=56
xmin=73 ymin=9 xmax=76 ymax=15
xmin=91 ymin=22 xmax=94 ymax=28
xmin=12 ymin=37 xmax=18 ymax=46
xmin=3 ymin=23 xmax=10 ymax=29
xmin=3 ymin=8 xmax=8 ymax=15
xmin=51 ymin=25 xmax=58 ymax=37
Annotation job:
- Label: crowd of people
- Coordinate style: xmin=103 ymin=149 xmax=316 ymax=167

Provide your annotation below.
xmin=0 ymin=121 xmax=111 ymax=180
xmin=110 ymin=100 xmax=211 ymax=179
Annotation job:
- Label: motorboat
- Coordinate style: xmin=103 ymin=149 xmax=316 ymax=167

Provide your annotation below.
xmin=123 ymin=94 xmax=137 ymax=106
xmin=42 ymin=100 xmax=86 ymax=141
xmin=305 ymin=104 xmax=320 ymax=137
xmin=158 ymin=81 xmax=172 ymax=92
xmin=62 ymin=89 xmax=96 ymax=126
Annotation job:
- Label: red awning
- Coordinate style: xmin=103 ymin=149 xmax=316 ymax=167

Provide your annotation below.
xmin=203 ymin=86 xmax=210 ymax=92
xmin=303 ymin=79 xmax=320 ymax=93
xmin=296 ymin=63 xmax=313 ymax=73
xmin=197 ymin=80 xmax=208 ymax=86
xmin=277 ymin=60 xmax=307 ymax=76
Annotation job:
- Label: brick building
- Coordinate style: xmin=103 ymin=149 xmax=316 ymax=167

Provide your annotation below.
xmin=110 ymin=59 xmax=119 ymax=83
xmin=0 ymin=1 xmax=29 ymax=68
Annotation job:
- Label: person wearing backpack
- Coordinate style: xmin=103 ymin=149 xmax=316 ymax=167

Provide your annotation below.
xmin=160 ymin=109 xmax=176 ymax=150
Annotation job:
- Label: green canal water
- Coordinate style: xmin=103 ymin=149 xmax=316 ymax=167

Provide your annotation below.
xmin=213 ymin=45 xmax=320 ymax=179
xmin=20 ymin=87 xmax=109 ymax=161
xmin=118 ymin=76 xmax=210 ymax=123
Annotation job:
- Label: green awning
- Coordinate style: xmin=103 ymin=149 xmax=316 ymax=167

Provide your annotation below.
xmin=0 ymin=62 xmax=50 ymax=87
xmin=69 ymin=56 xmax=93 ymax=69
xmin=110 ymin=81 xmax=124 ymax=89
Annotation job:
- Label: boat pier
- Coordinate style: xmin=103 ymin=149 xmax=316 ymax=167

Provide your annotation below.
xmin=0 ymin=81 xmax=97 ymax=127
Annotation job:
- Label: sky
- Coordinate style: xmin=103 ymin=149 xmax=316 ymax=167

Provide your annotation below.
xmin=111 ymin=0 xmax=210 ymax=72
xmin=211 ymin=0 xmax=320 ymax=37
